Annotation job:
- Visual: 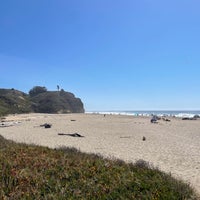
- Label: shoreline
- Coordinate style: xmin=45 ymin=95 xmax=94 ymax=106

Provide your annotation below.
xmin=86 ymin=110 xmax=200 ymax=117
xmin=1 ymin=113 xmax=200 ymax=194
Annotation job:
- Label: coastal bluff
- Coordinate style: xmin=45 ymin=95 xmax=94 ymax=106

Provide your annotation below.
xmin=0 ymin=86 xmax=84 ymax=115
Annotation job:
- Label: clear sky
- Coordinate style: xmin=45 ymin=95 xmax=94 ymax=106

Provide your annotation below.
xmin=1 ymin=0 xmax=200 ymax=111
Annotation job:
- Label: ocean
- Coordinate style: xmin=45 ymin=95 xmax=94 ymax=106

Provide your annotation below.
xmin=86 ymin=110 xmax=200 ymax=118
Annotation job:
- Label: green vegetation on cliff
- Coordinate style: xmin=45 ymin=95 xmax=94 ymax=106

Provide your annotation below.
xmin=0 ymin=86 xmax=84 ymax=116
xmin=0 ymin=89 xmax=32 ymax=116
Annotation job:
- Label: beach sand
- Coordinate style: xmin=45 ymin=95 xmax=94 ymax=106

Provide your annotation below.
xmin=1 ymin=113 xmax=200 ymax=194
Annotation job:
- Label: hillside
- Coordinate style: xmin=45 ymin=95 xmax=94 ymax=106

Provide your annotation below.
xmin=0 ymin=89 xmax=32 ymax=116
xmin=0 ymin=87 xmax=84 ymax=116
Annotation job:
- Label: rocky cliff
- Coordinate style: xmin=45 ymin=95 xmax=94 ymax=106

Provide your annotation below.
xmin=0 ymin=87 xmax=84 ymax=116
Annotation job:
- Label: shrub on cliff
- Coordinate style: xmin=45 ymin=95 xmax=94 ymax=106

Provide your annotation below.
xmin=29 ymin=86 xmax=47 ymax=97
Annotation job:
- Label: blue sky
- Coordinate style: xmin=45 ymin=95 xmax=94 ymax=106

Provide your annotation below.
xmin=1 ymin=0 xmax=200 ymax=111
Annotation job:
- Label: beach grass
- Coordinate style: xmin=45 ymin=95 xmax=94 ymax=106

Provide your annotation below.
xmin=0 ymin=135 xmax=198 ymax=199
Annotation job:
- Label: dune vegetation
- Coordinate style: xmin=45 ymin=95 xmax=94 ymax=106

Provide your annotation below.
xmin=0 ymin=135 xmax=198 ymax=199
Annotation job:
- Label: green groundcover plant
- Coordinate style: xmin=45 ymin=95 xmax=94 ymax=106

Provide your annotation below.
xmin=0 ymin=135 xmax=198 ymax=199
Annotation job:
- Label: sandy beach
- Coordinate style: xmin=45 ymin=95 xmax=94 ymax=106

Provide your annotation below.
xmin=1 ymin=113 xmax=200 ymax=194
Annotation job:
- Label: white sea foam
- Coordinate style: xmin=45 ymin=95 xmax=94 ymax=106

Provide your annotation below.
xmin=86 ymin=111 xmax=200 ymax=118
xmin=174 ymin=113 xmax=195 ymax=118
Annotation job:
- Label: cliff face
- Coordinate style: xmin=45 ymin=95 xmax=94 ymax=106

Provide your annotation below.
xmin=0 ymin=88 xmax=84 ymax=116
xmin=31 ymin=91 xmax=84 ymax=114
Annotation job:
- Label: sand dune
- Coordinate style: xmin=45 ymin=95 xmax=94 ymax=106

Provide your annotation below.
xmin=1 ymin=113 xmax=200 ymax=194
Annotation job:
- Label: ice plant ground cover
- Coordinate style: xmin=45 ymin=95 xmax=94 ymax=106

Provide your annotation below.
xmin=0 ymin=135 xmax=198 ymax=199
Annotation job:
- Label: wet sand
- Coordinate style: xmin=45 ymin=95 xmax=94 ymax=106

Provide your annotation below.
xmin=1 ymin=113 xmax=200 ymax=194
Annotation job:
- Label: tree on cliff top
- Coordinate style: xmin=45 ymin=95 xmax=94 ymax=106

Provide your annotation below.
xmin=29 ymin=86 xmax=47 ymax=97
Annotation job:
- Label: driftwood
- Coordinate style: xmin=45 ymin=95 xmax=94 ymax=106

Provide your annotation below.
xmin=162 ymin=118 xmax=171 ymax=122
xmin=0 ymin=121 xmax=21 ymax=127
xmin=0 ymin=123 xmax=14 ymax=128
xmin=58 ymin=133 xmax=84 ymax=137
xmin=182 ymin=117 xmax=197 ymax=120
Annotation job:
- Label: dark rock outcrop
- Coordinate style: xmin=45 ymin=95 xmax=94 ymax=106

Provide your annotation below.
xmin=31 ymin=91 xmax=84 ymax=113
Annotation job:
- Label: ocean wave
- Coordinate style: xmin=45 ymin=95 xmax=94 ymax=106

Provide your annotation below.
xmin=86 ymin=111 xmax=200 ymax=118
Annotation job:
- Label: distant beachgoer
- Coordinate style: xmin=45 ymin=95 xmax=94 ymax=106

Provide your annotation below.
xmin=151 ymin=116 xmax=157 ymax=123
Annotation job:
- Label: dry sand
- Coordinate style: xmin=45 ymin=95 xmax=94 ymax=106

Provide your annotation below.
xmin=1 ymin=113 xmax=200 ymax=194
